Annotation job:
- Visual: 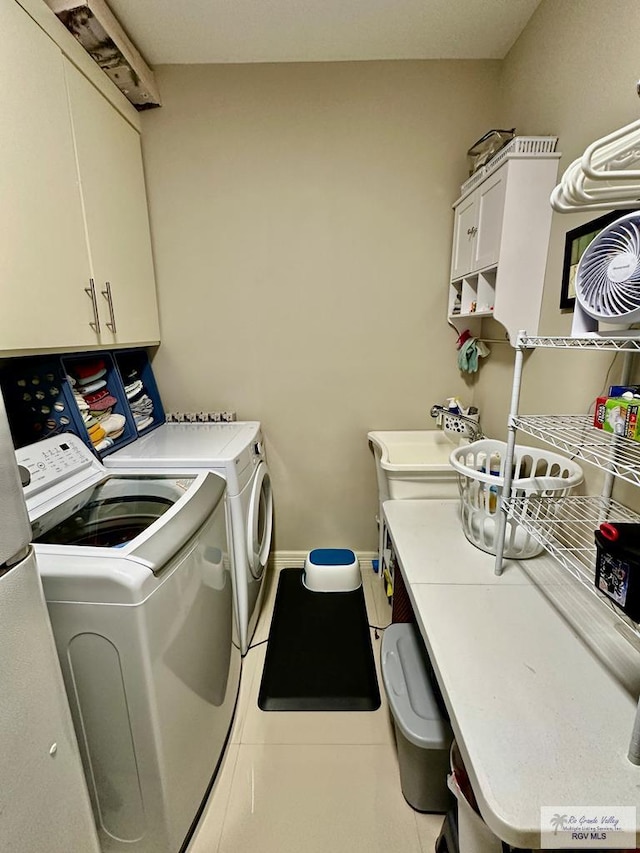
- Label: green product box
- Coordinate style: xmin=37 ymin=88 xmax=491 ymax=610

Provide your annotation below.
xmin=594 ymin=396 xmax=640 ymax=441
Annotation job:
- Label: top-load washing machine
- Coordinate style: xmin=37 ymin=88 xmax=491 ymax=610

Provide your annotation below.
xmin=16 ymin=434 xmax=241 ymax=853
xmin=105 ymin=421 xmax=273 ymax=655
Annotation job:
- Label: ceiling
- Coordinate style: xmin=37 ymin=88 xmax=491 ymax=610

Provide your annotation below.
xmin=107 ymin=0 xmax=543 ymax=65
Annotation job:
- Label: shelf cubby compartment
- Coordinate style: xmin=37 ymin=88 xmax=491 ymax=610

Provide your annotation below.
xmin=113 ymin=348 xmax=165 ymax=438
xmin=476 ymin=267 xmax=496 ymax=315
xmin=448 ymin=274 xmax=495 ymax=320
xmin=448 ymin=279 xmax=463 ymax=318
xmin=62 ymin=352 xmax=137 ymax=457
xmin=0 ymin=356 xmax=83 ymax=449
xmin=461 ymin=275 xmax=478 ymax=315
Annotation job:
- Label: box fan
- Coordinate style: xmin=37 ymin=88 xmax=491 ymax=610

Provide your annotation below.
xmin=572 ymin=210 xmax=640 ymax=336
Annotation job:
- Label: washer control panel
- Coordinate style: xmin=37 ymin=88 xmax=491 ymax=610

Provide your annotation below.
xmin=16 ymin=435 xmax=96 ymax=500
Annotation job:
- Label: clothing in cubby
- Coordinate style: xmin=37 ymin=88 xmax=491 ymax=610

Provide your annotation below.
xmin=66 ymin=358 xmax=126 ymax=452
xmin=122 ymin=367 xmax=155 ymax=433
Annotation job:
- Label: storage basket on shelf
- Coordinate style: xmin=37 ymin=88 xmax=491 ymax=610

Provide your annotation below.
xmin=442 ymin=411 xmax=479 ymax=442
xmin=449 ymin=439 xmax=583 ymax=559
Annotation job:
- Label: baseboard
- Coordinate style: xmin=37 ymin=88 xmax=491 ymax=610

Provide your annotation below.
xmin=269 ymin=550 xmax=378 ymax=572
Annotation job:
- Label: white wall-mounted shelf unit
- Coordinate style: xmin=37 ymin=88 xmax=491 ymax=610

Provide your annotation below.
xmin=494 ymin=332 xmax=640 ymax=763
xmin=447 ymin=142 xmax=560 ymax=346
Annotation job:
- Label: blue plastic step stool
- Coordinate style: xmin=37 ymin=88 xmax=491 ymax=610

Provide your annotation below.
xmin=303 ymin=548 xmax=361 ymax=592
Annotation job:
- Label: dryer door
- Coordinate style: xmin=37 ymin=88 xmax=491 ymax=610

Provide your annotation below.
xmin=246 ymin=462 xmax=273 ymax=580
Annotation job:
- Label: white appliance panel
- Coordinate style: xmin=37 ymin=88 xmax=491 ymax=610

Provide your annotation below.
xmin=0 ymin=389 xmax=31 ymax=564
xmin=0 ymin=550 xmax=100 ymax=852
xmin=103 ymin=421 xmax=272 ymax=655
xmin=15 ymin=434 xmax=240 ymax=853
xmin=47 ymin=503 xmax=239 ymax=853
xmin=107 ymin=421 xmax=261 ymax=469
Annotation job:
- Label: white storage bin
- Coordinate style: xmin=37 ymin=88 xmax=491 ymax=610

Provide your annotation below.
xmin=449 ymin=439 xmax=583 ymax=559
xmin=447 ymin=754 xmax=502 ymax=853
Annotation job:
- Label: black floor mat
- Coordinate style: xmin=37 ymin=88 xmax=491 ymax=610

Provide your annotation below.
xmin=258 ymin=568 xmax=381 ymax=711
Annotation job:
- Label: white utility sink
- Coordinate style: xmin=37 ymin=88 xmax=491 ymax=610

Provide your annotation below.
xmin=368 ymin=430 xmax=461 ymax=502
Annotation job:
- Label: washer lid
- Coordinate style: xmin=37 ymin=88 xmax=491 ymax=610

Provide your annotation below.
xmin=31 ymin=473 xmax=195 ymax=548
xmin=32 ymin=467 xmax=226 ymax=604
xmin=104 ymin=421 xmax=261 ymax=468
xmin=17 ymin=434 xmax=227 ymax=599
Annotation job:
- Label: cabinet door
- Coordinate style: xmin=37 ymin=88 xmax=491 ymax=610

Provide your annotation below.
xmin=0 ymin=0 xmax=96 ymax=352
xmin=473 ymin=170 xmax=506 ymax=271
xmin=451 ymin=194 xmax=477 ymax=280
xmin=64 ymin=61 xmax=161 ymax=346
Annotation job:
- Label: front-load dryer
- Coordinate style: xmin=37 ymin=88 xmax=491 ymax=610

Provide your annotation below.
xmin=16 ymin=434 xmax=241 ymax=853
xmin=105 ymin=421 xmax=273 ymax=655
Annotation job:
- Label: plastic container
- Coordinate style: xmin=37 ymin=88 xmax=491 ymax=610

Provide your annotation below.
xmin=448 ymin=742 xmax=502 ymax=853
xmin=460 ymin=136 xmax=558 ymax=196
xmin=442 ymin=413 xmax=478 ymax=442
xmin=1 ymin=350 xmax=166 ymax=458
xmin=449 ymin=439 xmax=583 ymax=559
xmin=381 ymin=623 xmax=453 ymax=813
xmin=467 ymin=129 xmax=515 ymax=175
xmin=594 ymin=522 xmax=640 ymax=621
xmin=0 ymin=355 xmax=84 ymax=449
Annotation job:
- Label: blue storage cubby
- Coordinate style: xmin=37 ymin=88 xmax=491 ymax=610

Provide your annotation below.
xmin=0 ymin=349 xmax=163 ymax=457
xmin=0 ymin=356 xmax=83 ymax=449
xmin=61 ymin=352 xmax=137 ymax=457
xmin=113 ymin=348 xmax=165 ymax=438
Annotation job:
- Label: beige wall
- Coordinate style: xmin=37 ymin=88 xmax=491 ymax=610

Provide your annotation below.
xmin=474 ymin=0 xmax=640 ymax=508
xmin=141 ymin=61 xmax=501 ymax=551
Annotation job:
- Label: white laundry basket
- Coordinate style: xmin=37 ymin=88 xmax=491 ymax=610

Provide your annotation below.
xmin=449 ymin=439 xmax=583 ymax=559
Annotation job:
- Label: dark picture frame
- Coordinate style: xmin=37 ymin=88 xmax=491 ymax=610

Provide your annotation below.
xmin=560 ymin=209 xmax=628 ymax=310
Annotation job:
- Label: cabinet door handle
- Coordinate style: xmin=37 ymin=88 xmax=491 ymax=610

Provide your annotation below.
xmin=101 ymin=282 xmax=117 ymax=334
xmin=84 ymin=278 xmax=100 ymax=334
xmin=467 ymin=226 xmax=478 ymax=237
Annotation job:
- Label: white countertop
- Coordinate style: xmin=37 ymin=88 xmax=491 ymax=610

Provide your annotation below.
xmin=383 ymin=499 xmax=640 ymax=848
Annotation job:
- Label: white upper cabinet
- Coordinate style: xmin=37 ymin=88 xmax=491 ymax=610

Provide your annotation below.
xmin=0 ymin=0 xmax=96 ymax=352
xmin=65 ymin=61 xmax=160 ymax=348
xmin=451 ymin=170 xmax=507 ymax=280
xmin=448 ymin=145 xmax=561 ymax=346
xmin=0 ymin=0 xmax=160 ymax=355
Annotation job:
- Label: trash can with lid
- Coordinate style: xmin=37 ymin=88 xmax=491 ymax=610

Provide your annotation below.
xmin=381 ymin=622 xmax=453 ymax=812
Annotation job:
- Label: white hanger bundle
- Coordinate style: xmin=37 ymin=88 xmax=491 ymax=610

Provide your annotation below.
xmin=551 ymin=117 xmax=640 ymax=213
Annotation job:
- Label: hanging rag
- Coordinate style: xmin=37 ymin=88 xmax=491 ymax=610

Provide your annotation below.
xmin=456 ymin=331 xmax=490 ymax=374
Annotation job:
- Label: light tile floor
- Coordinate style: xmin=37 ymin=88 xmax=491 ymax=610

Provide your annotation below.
xmin=187 ymin=564 xmax=444 ymax=853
